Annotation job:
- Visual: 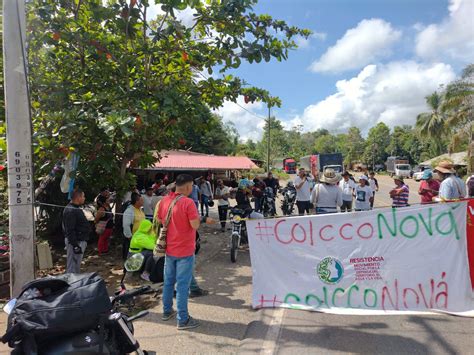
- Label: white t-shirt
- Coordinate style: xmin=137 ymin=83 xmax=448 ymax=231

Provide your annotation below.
xmin=294 ymin=176 xmax=311 ymax=202
xmin=142 ymin=194 xmax=158 ymax=216
xmin=216 ymin=186 xmax=230 ymax=206
xmin=339 ymin=179 xmax=356 ymax=201
xmin=354 ymin=185 xmax=373 ymax=211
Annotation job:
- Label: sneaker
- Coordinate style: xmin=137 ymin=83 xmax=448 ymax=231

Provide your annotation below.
xmin=162 ymin=309 xmax=177 ymax=321
xmin=140 ymin=272 xmax=150 ymax=282
xmin=189 ymin=288 xmax=209 ymax=298
xmin=177 ymin=316 xmax=200 ymax=330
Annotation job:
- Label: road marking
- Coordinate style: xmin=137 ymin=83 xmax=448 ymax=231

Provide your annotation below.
xmin=260 ymin=308 xmax=286 ymax=355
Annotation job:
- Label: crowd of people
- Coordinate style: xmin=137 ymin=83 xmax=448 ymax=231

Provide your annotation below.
xmin=61 ymin=161 xmax=474 ymax=331
xmin=292 ymin=160 xmax=473 ymax=216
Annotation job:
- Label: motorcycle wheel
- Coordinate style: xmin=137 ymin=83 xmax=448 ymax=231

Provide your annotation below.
xmin=230 ymin=233 xmax=239 ymax=263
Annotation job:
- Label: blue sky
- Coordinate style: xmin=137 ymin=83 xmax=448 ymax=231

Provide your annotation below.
xmin=214 ymin=0 xmax=473 ymax=140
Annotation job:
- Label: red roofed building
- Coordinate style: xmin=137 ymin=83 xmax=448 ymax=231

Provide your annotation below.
xmin=147 ymin=150 xmax=258 ymax=171
xmin=131 ymin=150 xmax=258 ymax=189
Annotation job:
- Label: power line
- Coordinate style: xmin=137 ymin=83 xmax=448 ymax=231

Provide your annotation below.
xmin=194 ymin=69 xmax=268 ymax=121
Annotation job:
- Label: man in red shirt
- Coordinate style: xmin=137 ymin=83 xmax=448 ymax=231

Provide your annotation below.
xmin=418 ymin=170 xmax=440 ymax=204
xmin=157 ymin=174 xmax=206 ymax=330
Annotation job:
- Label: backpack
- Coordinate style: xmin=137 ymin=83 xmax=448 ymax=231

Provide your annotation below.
xmin=468 ymin=177 xmax=474 ymax=197
xmin=2 ymin=273 xmax=111 ymax=347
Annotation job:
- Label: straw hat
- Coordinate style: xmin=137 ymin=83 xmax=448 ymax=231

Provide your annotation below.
xmin=320 ymin=168 xmax=342 ymax=184
xmin=434 ymin=160 xmax=456 ymax=174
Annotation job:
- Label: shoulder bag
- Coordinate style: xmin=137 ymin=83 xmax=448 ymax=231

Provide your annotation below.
xmin=153 ymin=195 xmax=184 ymax=258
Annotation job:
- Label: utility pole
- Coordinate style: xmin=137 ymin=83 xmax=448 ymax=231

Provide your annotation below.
xmin=266 ymin=105 xmax=271 ymax=173
xmin=3 ymin=0 xmax=36 ymax=296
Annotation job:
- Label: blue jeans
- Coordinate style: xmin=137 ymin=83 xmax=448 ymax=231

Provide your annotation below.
xmin=201 ymin=195 xmax=210 ymax=216
xmin=163 ymin=255 xmax=195 ymax=325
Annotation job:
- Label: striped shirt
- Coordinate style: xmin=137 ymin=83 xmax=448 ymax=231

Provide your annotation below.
xmin=392 ymin=184 xmax=409 ymax=207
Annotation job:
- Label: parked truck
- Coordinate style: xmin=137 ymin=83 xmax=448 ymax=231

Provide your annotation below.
xmin=300 ymin=153 xmax=344 ymax=174
xmin=283 ymin=158 xmax=297 ymax=174
xmin=386 ymin=156 xmax=411 ymax=178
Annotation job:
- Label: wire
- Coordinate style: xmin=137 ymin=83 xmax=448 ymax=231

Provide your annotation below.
xmin=32 ymin=198 xmax=474 ymax=224
xmin=193 ymin=70 xmax=268 ymax=121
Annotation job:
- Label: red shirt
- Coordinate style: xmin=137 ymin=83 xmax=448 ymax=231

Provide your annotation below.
xmin=157 ymin=192 xmax=199 ymax=257
xmin=419 ymin=179 xmax=440 ymax=204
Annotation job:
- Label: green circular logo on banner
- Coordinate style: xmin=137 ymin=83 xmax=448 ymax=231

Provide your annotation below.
xmin=317 ymin=257 xmax=344 ymax=284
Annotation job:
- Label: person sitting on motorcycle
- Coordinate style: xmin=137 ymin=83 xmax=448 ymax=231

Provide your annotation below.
xmin=236 ymin=181 xmax=264 ymax=220
xmin=128 ymin=219 xmax=157 ymax=282
xmin=251 ymin=177 xmax=266 ymax=213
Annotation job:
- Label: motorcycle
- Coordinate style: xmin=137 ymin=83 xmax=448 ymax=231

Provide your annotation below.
xmin=261 ymin=187 xmax=276 ymax=217
xmin=229 ymin=207 xmax=252 ymax=263
xmin=3 ymin=275 xmax=151 ymax=355
xmin=280 ymin=181 xmax=296 ymax=216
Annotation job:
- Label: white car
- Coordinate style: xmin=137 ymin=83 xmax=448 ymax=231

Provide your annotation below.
xmin=413 ymin=171 xmax=424 ymax=181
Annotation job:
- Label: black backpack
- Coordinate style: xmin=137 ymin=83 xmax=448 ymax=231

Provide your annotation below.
xmin=2 ymin=273 xmax=111 ymax=347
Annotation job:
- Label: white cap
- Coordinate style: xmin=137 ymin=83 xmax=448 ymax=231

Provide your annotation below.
xmin=359 ymin=175 xmax=369 ymax=181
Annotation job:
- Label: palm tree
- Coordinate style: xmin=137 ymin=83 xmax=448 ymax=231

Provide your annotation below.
xmin=442 ymin=64 xmax=474 ymax=173
xmin=416 ymin=91 xmax=446 ymax=156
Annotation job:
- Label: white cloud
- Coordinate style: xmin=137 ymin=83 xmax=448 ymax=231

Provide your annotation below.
xmin=215 ymin=97 xmax=265 ymax=141
xmin=309 ymin=19 xmax=401 ymax=73
xmin=292 ymin=61 xmax=456 ymax=134
xmin=415 ymin=0 xmax=474 ymax=62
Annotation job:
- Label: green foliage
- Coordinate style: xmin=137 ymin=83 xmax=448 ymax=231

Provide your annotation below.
xmin=363 ymin=122 xmax=391 ymax=166
xmin=25 ymin=0 xmax=309 ymax=198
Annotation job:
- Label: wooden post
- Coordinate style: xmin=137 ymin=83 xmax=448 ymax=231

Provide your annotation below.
xmin=3 ymin=0 xmax=36 ymax=297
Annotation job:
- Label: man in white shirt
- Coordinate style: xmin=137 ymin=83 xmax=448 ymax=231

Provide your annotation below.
xmin=339 ymin=171 xmax=356 ymax=212
xmin=215 ymin=180 xmax=231 ymax=232
xmin=294 ymin=168 xmax=312 ymax=215
xmin=143 ymin=187 xmax=161 ymax=220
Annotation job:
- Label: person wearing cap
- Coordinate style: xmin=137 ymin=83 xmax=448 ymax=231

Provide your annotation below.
xmin=354 ymin=175 xmax=373 ymax=211
xmin=435 ymin=160 xmax=466 ymax=200
xmin=295 ymin=168 xmax=312 ymax=215
xmin=339 ymin=171 xmax=356 ymax=212
xmin=389 ymin=176 xmax=410 ymax=208
xmin=418 ymin=170 xmax=440 ymax=204
xmin=311 ymin=168 xmax=343 ymax=214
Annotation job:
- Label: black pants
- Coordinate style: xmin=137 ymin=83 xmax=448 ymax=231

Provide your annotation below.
xmin=296 ymin=200 xmax=311 ymax=215
xmin=122 ymin=237 xmax=131 ymax=260
xmin=218 ymin=205 xmax=229 ymax=228
xmin=341 ymin=200 xmax=353 ymax=212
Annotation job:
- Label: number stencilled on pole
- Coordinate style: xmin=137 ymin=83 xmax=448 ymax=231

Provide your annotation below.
xmin=9 ymin=151 xmax=33 ymax=205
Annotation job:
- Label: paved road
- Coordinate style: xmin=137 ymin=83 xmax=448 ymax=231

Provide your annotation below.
xmin=1 ymin=174 xmax=472 ymax=354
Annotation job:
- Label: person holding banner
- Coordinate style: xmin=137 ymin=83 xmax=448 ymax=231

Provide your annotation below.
xmin=434 ymin=161 xmax=466 ymax=200
xmin=310 ymin=169 xmax=342 ymax=214
xmin=389 ymin=176 xmax=410 ymax=207
xmin=418 ymin=170 xmax=439 ymax=204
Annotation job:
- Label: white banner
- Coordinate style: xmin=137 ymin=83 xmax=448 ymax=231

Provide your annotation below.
xmin=247 ymin=202 xmax=474 ymax=315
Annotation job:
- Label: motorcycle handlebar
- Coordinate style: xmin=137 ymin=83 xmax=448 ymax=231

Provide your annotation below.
xmin=113 ymin=285 xmax=152 ymax=304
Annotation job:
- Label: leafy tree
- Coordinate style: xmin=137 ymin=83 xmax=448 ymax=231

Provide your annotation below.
xmin=416 ymin=92 xmax=447 ymax=156
xmin=313 ymin=133 xmax=338 ymax=154
xmin=27 ymin=0 xmax=310 ymax=199
xmin=363 ymin=122 xmax=390 ymax=166
xmin=256 ymin=118 xmax=289 ymax=169
xmin=341 ymin=127 xmax=365 ymax=168
xmin=173 ymin=113 xmax=238 ymax=155
xmin=441 ymin=64 xmax=474 ymax=172
xmin=236 ymin=139 xmax=259 ymax=159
